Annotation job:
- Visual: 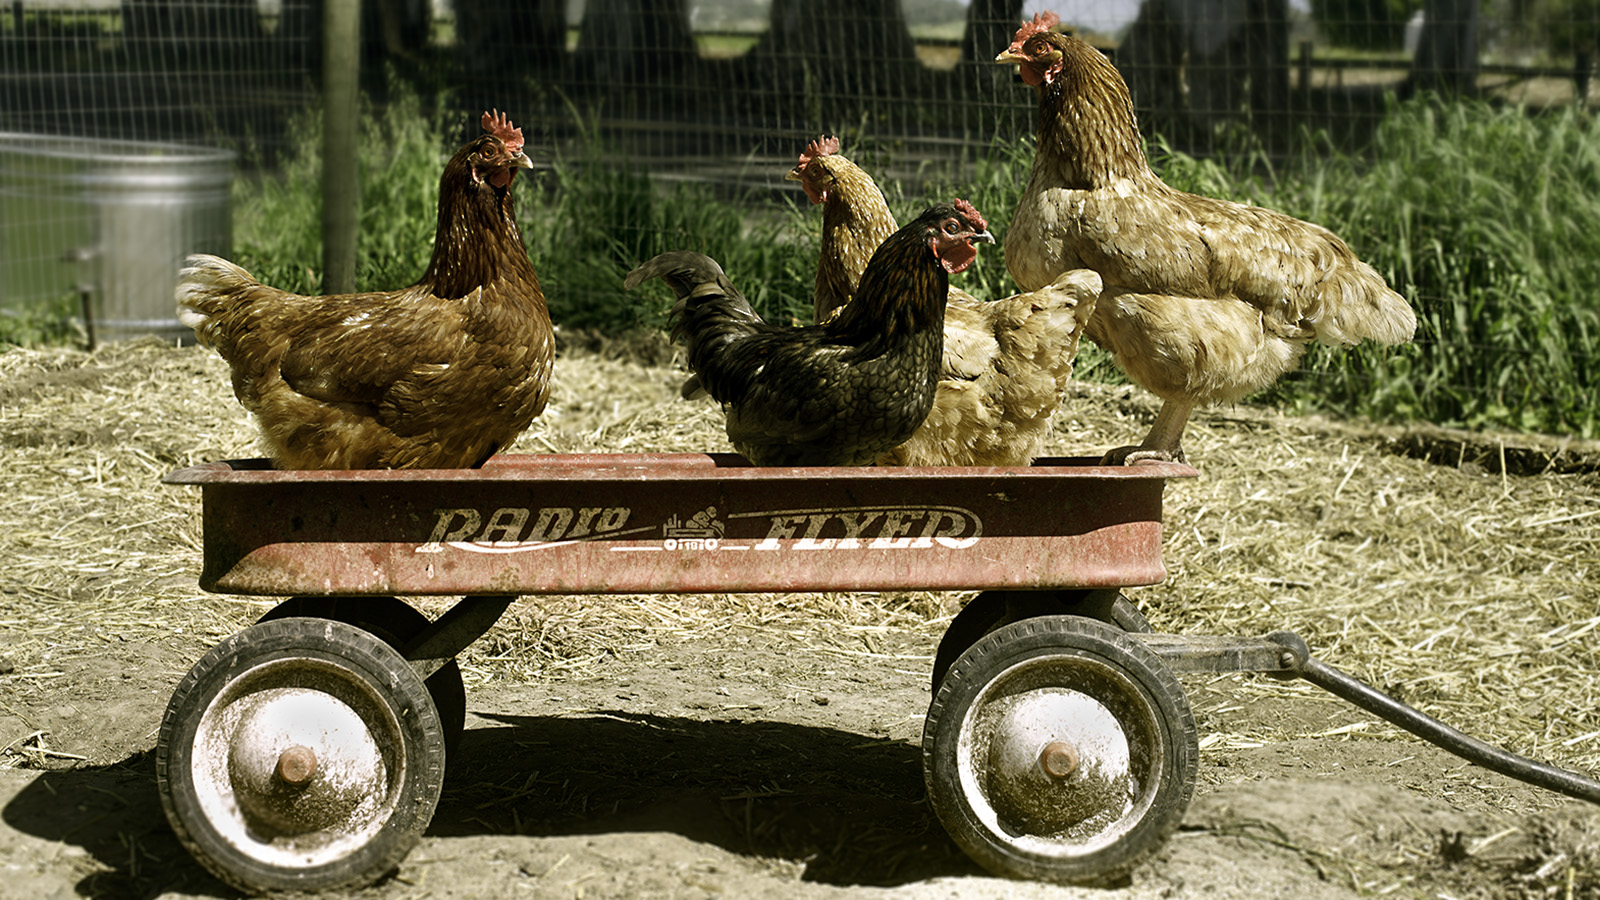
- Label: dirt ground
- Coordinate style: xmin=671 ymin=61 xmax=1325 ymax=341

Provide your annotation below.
xmin=2 ymin=616 xmax=1597 ymax=900
xmin=1 ymin=340 xmax=1598 ymax=900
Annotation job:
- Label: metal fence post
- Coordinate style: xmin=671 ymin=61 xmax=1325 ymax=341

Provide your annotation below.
xmin=322 ymin=0 xmax=361 ymax=295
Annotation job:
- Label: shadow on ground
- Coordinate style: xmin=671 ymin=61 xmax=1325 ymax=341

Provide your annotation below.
xmin=2 ymin=710 xmax=972 ymax=898
xmin=437 ymin=709 xmax=974 ymax=886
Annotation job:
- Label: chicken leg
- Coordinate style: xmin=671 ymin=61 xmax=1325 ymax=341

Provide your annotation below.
xmin=1101 ymin=398 xmax=1193 ymax=465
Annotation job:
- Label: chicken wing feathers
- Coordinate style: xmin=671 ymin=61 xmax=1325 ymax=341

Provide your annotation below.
xmin=877 ymin=269 xmax=1101 ymax=466
xmin=630 ymin=203 xmax=991 ymax=467
xmin=178 ymin=111 xmax=552 ymax=470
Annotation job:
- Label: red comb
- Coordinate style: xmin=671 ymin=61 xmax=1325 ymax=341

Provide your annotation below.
xmin=1013 ymin=10 xmax=1060 ymax=42
xmin=481 ymin=109 xmax=524 ymax=154
xmin=953 ymin=198 xmax=987 ymax=232
xmin=797 ymin=134 xmax=840 ymax=170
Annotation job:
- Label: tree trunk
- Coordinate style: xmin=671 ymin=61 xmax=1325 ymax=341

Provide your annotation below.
xmin=1117 ymin=0 xmax=1187 ymax=136
xmin=575 ymin=0 xmax=697 ymax=84
xmin=455 ymin=0 xmax=566 ymax=77
xmin=755 ymin=0 xmax=918 ymax=64
xmin=960 ymin=0 xmax=1024 ymax=65
xmin=744 ymin=0 xmax=921 ymax=109
xmin=1244 ymin=0 xmax=1289 ymax=118
xmin=1408 ymin=0 xmax=1479 ymax=95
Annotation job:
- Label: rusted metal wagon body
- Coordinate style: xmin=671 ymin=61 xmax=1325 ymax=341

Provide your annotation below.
xmin=178 ymin=452 xmax=1175 ymax=597
xmin=156 ymin=453 xmax=1600 ymax=895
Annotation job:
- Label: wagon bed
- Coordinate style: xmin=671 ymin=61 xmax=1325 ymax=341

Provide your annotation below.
xmin=164 ymin=452 xmax=1192 ymax=596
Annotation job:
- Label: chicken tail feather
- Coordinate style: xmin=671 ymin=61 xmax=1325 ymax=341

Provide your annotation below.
xmin=1316 ymin=263 xmax=1417 ymax=347
xmin=175 ymin=253 xmax=260 ymax=346
xmin=626 ymin=251 xmax=768 ymax=401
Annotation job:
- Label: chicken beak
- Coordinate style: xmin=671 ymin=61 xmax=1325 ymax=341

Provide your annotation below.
xmin=784 ymin=167 xmax=802 ymax=182
xmin=995 ymin=48 xmax=1026 ymax=64
xmin=972 ymin=230 xmax=996 ymax=245
xmin=512 ymin=151 xmax=533 ymax=169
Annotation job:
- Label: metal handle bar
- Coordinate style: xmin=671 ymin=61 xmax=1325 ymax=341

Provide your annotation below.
xmin=1139 ymin=629 xmax=1600 ymax=805
xmin=1267 ymin=631 xmax=1600 ymax=805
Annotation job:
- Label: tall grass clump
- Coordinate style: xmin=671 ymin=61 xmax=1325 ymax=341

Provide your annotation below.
xmin=231 ymin=85 xmax=446 ymax=298
xmin=231 ymin=93 xmax=812 ymax=334
xmin=0 ymin=292 xmax=83 ymax=348
xmin=1146 ymin=100 xmax=1600 ymax=438
xmin=1357 ymin=100 xmax=1598 ymax=438
xmin=523 ymin=114 xmax=812 ymax=332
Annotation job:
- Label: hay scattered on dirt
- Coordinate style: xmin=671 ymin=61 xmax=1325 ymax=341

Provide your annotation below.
xmin=1 ymin=337 xmax=1597 ymax=786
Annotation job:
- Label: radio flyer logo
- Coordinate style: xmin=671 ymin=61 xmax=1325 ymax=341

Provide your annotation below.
xmin=663 ymin=506 xmax=724 ymax=550
xmin=417 ymin=504 xmax=982 ymax=553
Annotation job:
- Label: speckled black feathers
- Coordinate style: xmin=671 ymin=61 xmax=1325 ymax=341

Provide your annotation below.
xmin=627 ymin=203 xmax=988 ymax=466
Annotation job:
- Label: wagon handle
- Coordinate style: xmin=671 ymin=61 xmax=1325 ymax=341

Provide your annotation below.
xmin=1264 ymin=631 xmax=1600 ymax=806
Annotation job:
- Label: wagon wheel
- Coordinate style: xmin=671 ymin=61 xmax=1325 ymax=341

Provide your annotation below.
xmin=260 ymin=596 xmax=467 ymax=755
xmin=923 ymin=615 xmax=1196 ymax=886
xmin=931 ymin=591 xmax=1152 ymax=692
xmin=156 ymin=618 xmax=446 ymax=894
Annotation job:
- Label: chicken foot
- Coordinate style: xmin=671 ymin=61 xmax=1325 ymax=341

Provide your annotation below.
xmin=1101 ymin=397 xmax=1193 ymax=465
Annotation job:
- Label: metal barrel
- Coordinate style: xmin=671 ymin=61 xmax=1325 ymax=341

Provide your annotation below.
xmin=0 ymin=133 xmax=234 ymax=344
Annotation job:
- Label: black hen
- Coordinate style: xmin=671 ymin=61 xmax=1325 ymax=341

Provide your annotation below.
xmin=626 ymin=201 xmax=994 ymax=466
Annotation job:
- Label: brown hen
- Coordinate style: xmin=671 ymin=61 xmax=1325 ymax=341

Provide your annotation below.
xmin=997 ymin=14 xmax=1416 ymax=464
xmin=178 ymin=111 xmax=553 ymax=469
xmin=626 ymin=201 xmax=994 ymax=467
xmin=787 ymin=135 xmax=1101 ymax=467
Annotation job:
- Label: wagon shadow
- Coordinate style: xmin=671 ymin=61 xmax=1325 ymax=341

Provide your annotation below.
xmin=1 ymin=753 xmax=236 ymax=899
xmin=0 ymin=713 xmax=976 ymax=896
xmin=438 ymin=710 xmax=979 ymax=886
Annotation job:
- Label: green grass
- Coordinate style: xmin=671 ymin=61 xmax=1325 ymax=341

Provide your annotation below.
xmin=1147 ymin=99 xmax=1600 ymax=438
xmin=0 ymin=292 xmax=84 ymax=348
xmin=225 ymin=87 xmax=813 ymax=334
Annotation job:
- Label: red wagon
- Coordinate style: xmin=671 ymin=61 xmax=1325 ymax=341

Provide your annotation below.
xmin=157 ymin=453 xmax=1600 ymax=893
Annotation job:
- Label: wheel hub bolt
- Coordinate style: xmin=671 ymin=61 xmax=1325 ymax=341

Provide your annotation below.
xmin=276 ymin=745 xmax=318 ymax=786
xmin=1039 ymin=740 xmax=1080 ymax=779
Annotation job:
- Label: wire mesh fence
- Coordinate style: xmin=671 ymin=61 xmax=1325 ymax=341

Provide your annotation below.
xmin=2 ymin=0 xmax=1597 ymax=353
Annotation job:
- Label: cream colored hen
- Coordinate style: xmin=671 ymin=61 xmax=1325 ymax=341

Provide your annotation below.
xmin=997 ymin=14 xmax=1416 ymax=464
xmin=788 ymin=136 xmax=1101 ymax=467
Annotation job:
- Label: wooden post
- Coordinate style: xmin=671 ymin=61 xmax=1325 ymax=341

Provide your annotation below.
xmin=1298 ymin=40 xmax=1312 ymax=107
xmin=322 ymin=0 xmax=361 ymax=295
xmin=1577 ymin=49 xmax=1593 ymax=107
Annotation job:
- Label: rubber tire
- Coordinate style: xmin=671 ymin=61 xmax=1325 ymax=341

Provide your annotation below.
xmin=260 ymin=596 xmax=467 ymax=757
xmin=1104 ymin=595 xmax=1154 ymax=634
xmin=923 ymin=615 xmax=1197 ymax=886
xmin=156 ymin=618 xmax=446 ymax=894
xmin=931 ymin=591 xmax=1152 ymax=692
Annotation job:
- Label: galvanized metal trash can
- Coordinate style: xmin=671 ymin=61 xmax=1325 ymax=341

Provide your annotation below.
xmin=0 ymin=134 xmax=234 ymax=344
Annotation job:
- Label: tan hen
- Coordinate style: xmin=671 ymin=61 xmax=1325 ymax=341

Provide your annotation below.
xmin=997 ymin=14 xmax=1416 ymax=464
xmin=788 ymin=135 xmax=1101 ymax=467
